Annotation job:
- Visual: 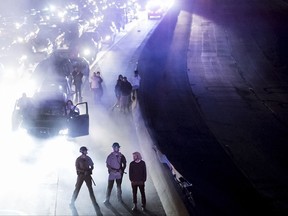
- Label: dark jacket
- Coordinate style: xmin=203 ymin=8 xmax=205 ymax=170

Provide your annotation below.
xmin=72 ymin=71 xmax=83 ymax=86
xmin=75 ymin=155 xmax=94 ymax=175
xmin=120 ymin=80 xmax=132 ymax=96
xmin=129 ymin=160 xmax=147 ymax=183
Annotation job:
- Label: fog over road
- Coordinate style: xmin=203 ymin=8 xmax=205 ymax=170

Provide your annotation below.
xmin=0 ymin=12 xmax=172 ymax=216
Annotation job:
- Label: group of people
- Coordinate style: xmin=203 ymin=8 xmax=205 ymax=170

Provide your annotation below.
xmin=71 ymin=65 xmax=104 ymax=105
xmin=71 ymin=66 xmax=141 ymax=112
xmin=70 ymin=143 xmax=147 ymax=212
xmin=114 ymin=70 xmax=141 ymax=113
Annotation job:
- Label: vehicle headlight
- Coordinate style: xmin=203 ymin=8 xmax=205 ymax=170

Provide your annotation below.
xmin=17 ymin=37 xmax=24 ymax=43
xmin=59 ymin=128 xmax=69 ymax=135
xmin=105 ymin=35 xmax=111 ymax=41
xmin=20 ymin=55 xmax=28 ymax=62
xmin=82 ymin=48 xmax=91 ymax=56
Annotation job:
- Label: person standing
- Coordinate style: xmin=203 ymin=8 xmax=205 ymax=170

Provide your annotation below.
xmin=113 ymin=74 xmax=123 ymax=108
xmin=70 ymin=146 xmax=99 ymax=210
xmin=72 ymin=66 xmax=83 ymax=103
xmin=13 ymin=92 xmax=31 ymax=131
xmin=17 ymin=92 xmax=31 ymax=118
xmin=66 ymin=100 xmax=80 ymax=117
xmin=129 ymin=152 xmax=147 ymax=211
xmin=90 ymin=71 xmax=103 ymax=104
xmin=130 ymin=70 xmax=141 ymax=101
xmin=120 ymin=76 xmax=132 ymax=113
xmin=104 ymin=142 xmax=127 ymax=204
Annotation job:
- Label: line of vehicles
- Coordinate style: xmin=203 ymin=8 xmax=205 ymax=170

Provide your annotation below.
xmin=6 ymin=0 xmax=141 ymax=138
xmin=6 ymin=0 xmax=171 ymax=138
xmin=0 ymin=0 xmax=142 ymax=80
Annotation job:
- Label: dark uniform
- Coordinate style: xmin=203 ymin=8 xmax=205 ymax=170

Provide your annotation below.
xmin=120 ymin=77 xmax=132 ymax=113
xmin=71 ymin=146 xmax=98 ymax=208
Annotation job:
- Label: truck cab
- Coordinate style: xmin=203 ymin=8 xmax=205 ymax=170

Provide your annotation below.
xmin=12 ymin=92 xmax=89 ymax=138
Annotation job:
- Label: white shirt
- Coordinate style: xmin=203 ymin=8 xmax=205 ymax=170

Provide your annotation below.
xmin=130 ymin=75 xmax=141 ymax=87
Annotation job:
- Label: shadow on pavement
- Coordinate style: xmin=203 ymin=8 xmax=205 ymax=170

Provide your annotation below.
xmin=104 ymin=202 xmax=122 ymax=216
xmin=120 ymin=200 xmax=159 ymax=216
xmin=70 ymin=203 xmax=103 ymax=216
xmin=69 ymin=204 xmax=79 ymax=216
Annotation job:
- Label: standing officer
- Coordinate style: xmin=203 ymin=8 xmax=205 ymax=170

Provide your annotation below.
xmin=70 ymin=146 xmax=98 ymax=209
xmin=104 ymin=142 xmax=127 ymax=204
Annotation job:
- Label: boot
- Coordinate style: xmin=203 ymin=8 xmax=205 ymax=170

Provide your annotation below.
xmin=103 ymin=199 xmax=110 ymax=205
xmin=132 ymin=203 xmax=137 ymax=211
xmin=117 ymin=188 xmax=122 ymax=202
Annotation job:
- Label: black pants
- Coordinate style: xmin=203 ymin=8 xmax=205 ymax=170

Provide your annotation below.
xmin=132 ymin=183 xmax=146 ymax=206
xmin=71 ymin=174 xmax=97 ymax=206
xmin=92 ymin=88 xmax=103 ymax=104
xmin=75 ymin=84 xmax=82 ymax=103
xmin=105 ymin=178 xmax=123 ymax=201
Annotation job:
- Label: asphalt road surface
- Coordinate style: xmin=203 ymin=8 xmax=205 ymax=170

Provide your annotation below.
xmin=137 ymin=0 xmax=288 ymax=215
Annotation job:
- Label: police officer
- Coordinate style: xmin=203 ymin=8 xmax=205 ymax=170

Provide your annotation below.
xmin=104 ymin=142 xmax=127 ymax=204
xmin=70 ymin=146 xmax=98 ymax=209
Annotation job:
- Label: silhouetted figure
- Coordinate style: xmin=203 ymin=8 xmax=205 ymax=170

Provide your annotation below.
xmin=72 ymin=66 xmax=83 ymax=103
xmin=113 ymin=74 xmax=123 ymax=108
xmin=120 ymin=76 xmax=132 ymax=113
xmin=129 ymin=152 xmax=147 ymax=211
xmin=70 ymin=146 xmax=99 ymax=211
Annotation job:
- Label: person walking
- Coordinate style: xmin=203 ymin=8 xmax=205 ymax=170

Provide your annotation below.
xmin=72 ymin=66 xmax=83 ymax=103
xmin=70 ymin=146 xmax=99 ymax=210
xmin=120 ymin=76 xmax=132 ymax=113
xmin=129 ymin=152 xmax=147 ymax=211
xmin=104 ymin=142 xmax=127 ymax=204
xmin=130 ymin=70 xmax=141 ymax=101
xmin=90 ymin=71 xmax=103 ymax=104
